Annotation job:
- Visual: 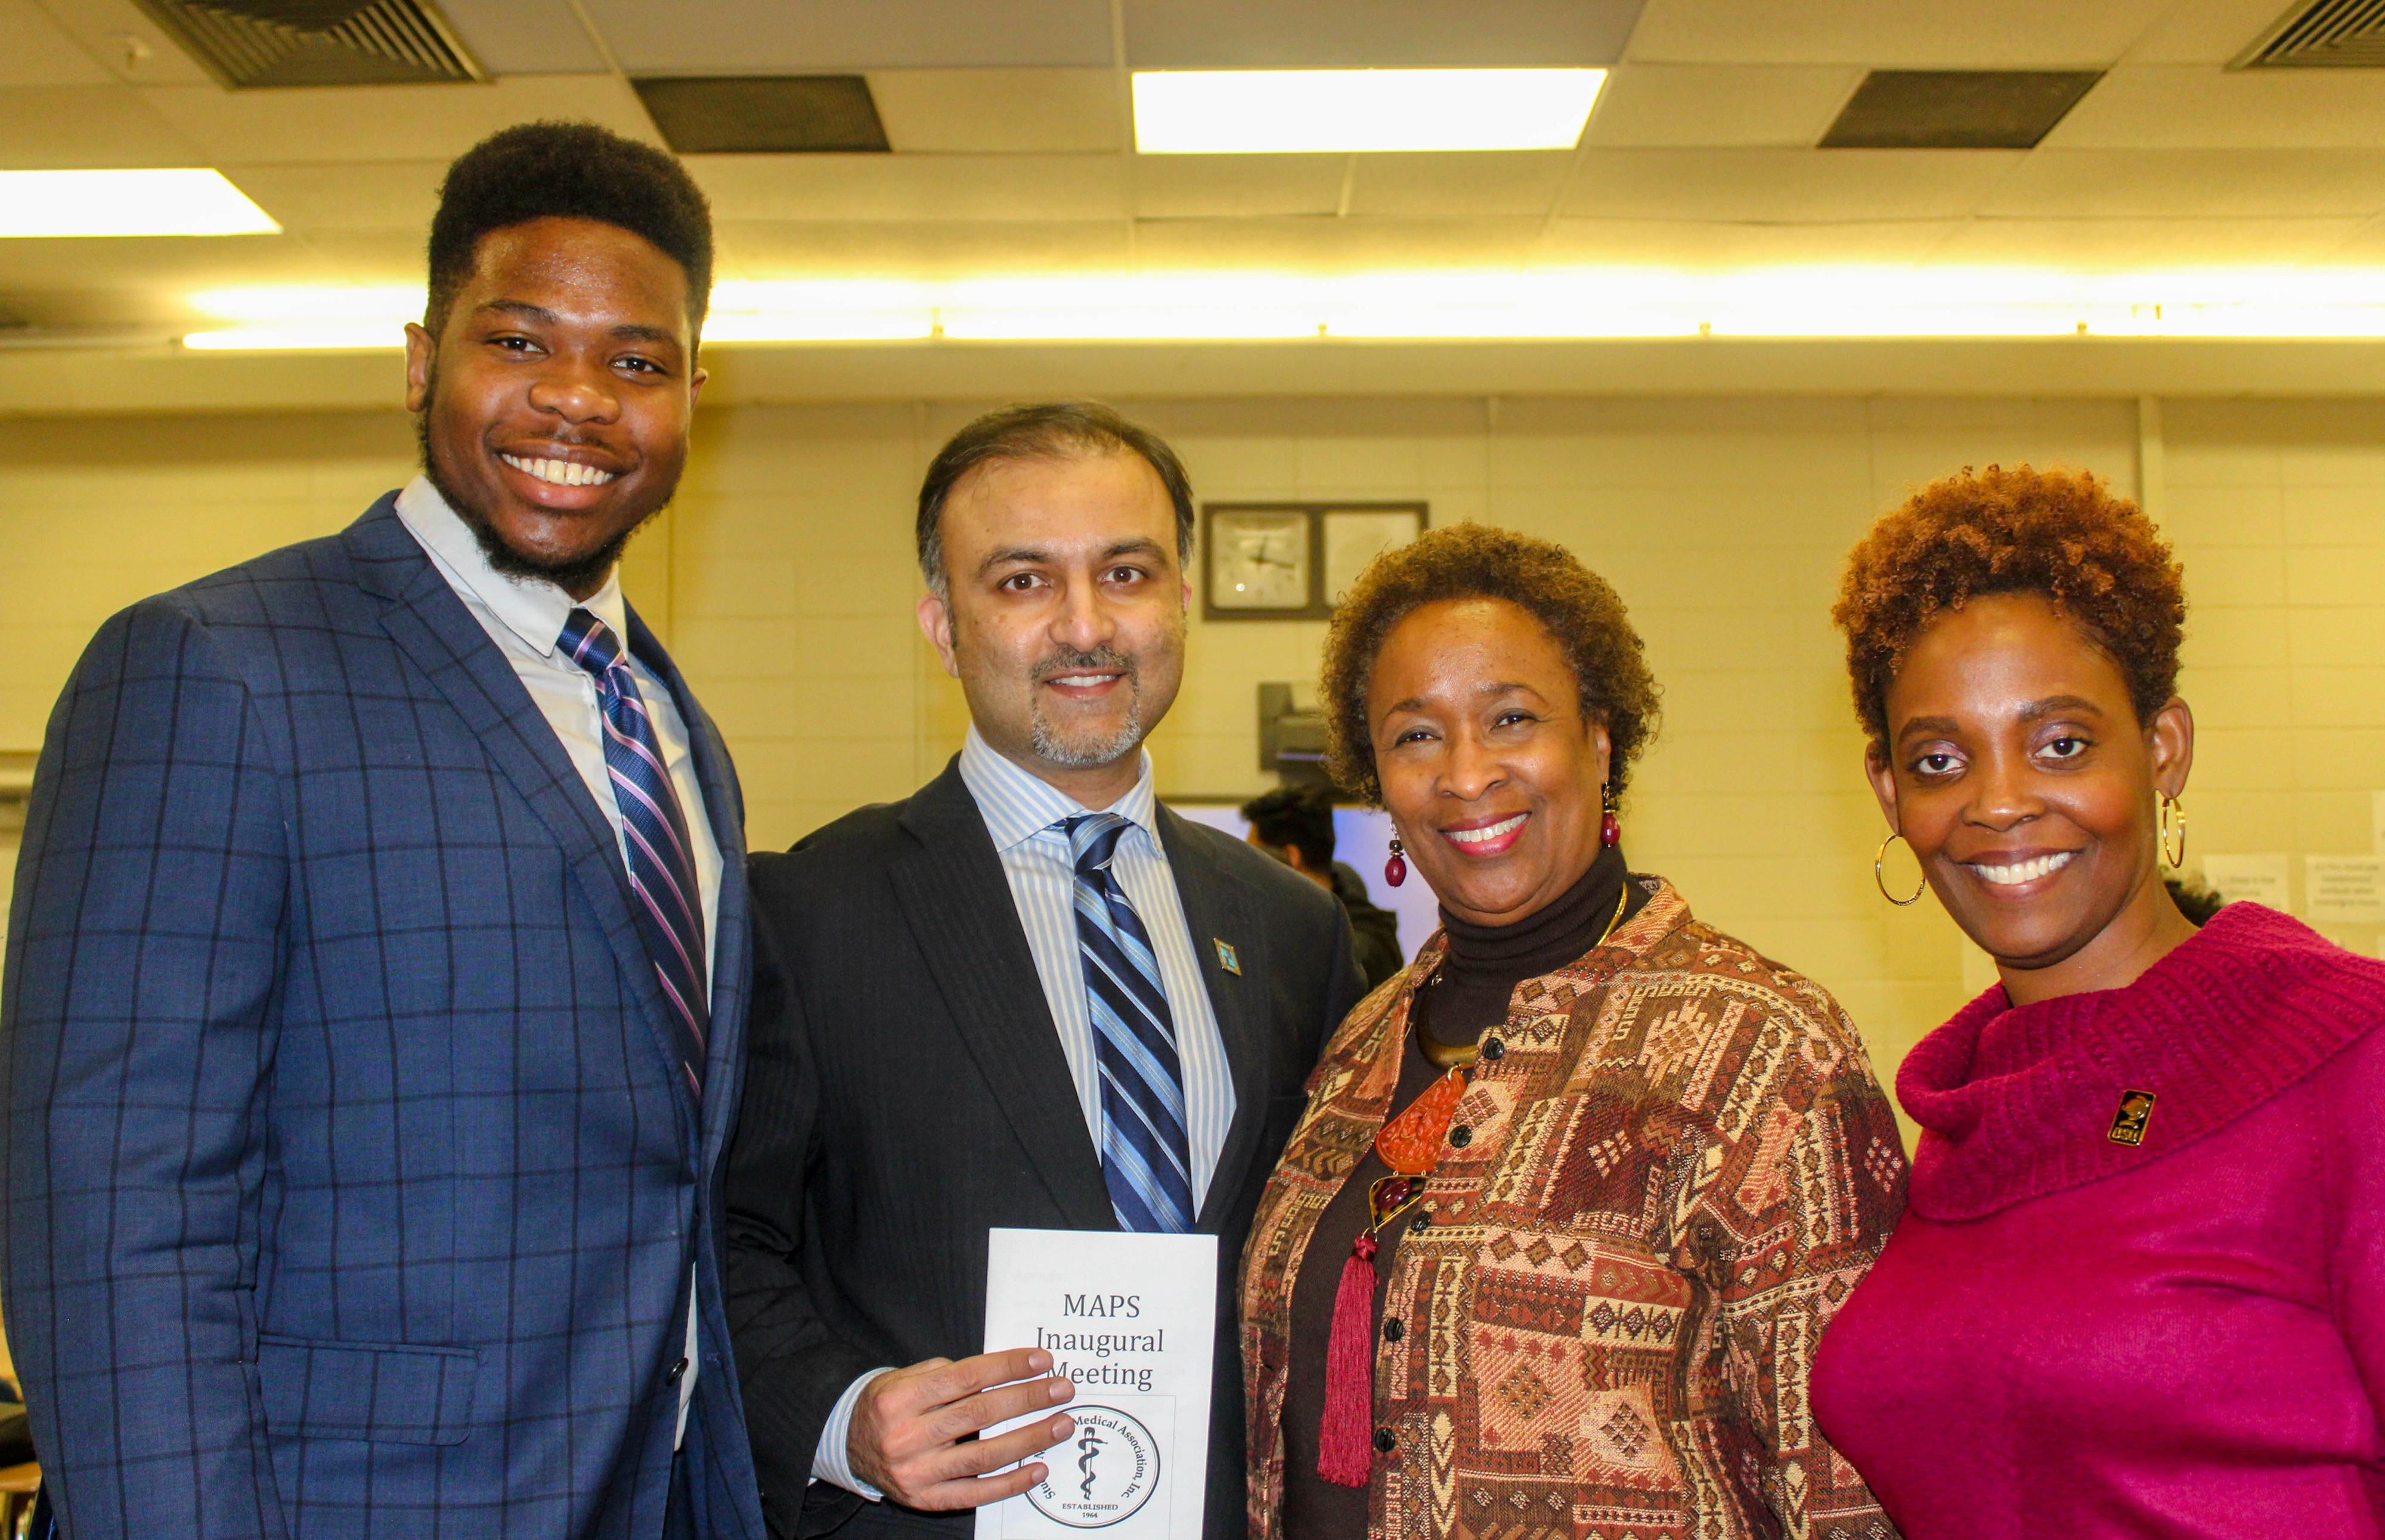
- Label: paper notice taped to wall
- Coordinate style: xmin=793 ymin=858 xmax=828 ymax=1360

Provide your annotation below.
xmin=2200 ymin=854 xmax=2289 ymax=911
xmin=2306 ymin=856 xmax=2385 ymax=924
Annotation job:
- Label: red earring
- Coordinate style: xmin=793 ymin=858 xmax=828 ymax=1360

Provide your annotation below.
xmin=1600 ymin=785 xmax=1621 ymax=848
xmin=1384 ymin=838 xmax=1407 ymax=887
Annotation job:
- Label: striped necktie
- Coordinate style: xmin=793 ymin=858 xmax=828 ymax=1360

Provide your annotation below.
xmin=1064 ymin=813 xmax=1195 ymax=1234
xmin=560 ymin=608 xmax=709 ymax=1098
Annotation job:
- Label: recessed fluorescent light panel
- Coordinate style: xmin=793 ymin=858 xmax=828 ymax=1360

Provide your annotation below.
xmin=1132 ymin=69 xmax=1606 ymax=153
xmin=0 ymin=169 xmax=280 ymax=238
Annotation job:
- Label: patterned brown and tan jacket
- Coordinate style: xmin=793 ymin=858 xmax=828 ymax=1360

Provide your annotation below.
xmin=1240 ymin=878 xmax=1906 ymax=1540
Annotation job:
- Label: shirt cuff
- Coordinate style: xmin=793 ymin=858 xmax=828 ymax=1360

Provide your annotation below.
xmin=811 ymin=1368 xmax=894 ymax=1501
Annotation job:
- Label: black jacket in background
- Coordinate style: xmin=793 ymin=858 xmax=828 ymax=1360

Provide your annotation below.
xmin=724 ymin=758 xmax=1363 ymax=1540
xmin=1330 ymin=861 xmax=1407 ymax=993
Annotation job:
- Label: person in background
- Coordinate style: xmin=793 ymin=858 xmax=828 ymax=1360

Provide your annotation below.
xmin=1 ymin=123 xmax=763 ymax=1538
xmin=1240 ymin=524 xmax=1903 ymax=1539
xmin=724 ymin=402 xmax=1362 ymax=1540
xmin=1813 ymin=464 xmax=2385 ymax=1538
xmin=1240 ymin=784 xmax=1405 ymax=990
xmin=2163 ymin=873 xmax=2224 ymax=925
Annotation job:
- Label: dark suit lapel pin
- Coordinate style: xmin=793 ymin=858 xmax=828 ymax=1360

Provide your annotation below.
xmin=1213 ymin=939 xmax=1241 ymax=975
xmin=2107 ymin=1089 xmax=2155 ymax=1145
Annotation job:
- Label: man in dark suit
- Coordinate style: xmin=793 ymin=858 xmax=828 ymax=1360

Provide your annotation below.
xmin=727 ymin=403 xmax=1362 ymax=1539
xmin=1 ymin=123 xmax=763 ymax=1539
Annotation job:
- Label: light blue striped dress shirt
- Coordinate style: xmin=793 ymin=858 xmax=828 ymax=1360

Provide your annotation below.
xmin=811 ymin=726 xmax=1237 ymax=1499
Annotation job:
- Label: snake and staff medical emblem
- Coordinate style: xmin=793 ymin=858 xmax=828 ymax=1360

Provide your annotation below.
xmin=1026 ymin=1405 xmax=1161 ymax=1528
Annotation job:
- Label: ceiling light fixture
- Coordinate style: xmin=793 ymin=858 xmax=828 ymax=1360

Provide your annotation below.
xmin=182 ymin=324 xmax=408 ymax=351
xmin=1132 ymin=69 xmax=1607 ymax=154
xmin=174 ymin=269 xmax=2385 ymax=348
xmin=1 ymin=170 xmax=280 ymax=238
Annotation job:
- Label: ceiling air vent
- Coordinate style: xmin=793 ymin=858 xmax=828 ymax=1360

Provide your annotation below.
xmin=2238 ymin=0 xmax=2385 ymax=66
xmin=133 ymin=1 xmax=483 ymax=88
xmin=633 ymin=76 xmax=891 ymax=154
xmin=1819 ymin=70 xmax=2103 ymax=149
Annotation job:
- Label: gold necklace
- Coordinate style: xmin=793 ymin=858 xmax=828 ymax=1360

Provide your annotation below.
xmin=1413 ymin=883 xmax=1630 ymax=1070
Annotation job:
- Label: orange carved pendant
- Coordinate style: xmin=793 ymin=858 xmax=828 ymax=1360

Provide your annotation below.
xmin=1375 ymin=1067 xmax=1469 ymax=1176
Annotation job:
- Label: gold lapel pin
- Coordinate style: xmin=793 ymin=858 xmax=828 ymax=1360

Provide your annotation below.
xmin=2107 ymin=1089 xmax=2155 ymax=1146
xmin=1213 ymin=939 xmax=1241 ymax=975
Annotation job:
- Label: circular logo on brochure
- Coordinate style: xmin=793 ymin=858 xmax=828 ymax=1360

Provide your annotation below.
xmin=1025 ymin=1405 xmax=1161 ymax=1529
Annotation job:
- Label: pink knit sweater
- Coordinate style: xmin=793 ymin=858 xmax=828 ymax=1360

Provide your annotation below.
xmin=1811 ymin=903 xmax=2385 ymax=1537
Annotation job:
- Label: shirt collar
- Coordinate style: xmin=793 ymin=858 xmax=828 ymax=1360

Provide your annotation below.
xmin=395 ymin=474 xmax=630 ymax=658
xmin=959 ymin=724 xmax=1159 ymax=854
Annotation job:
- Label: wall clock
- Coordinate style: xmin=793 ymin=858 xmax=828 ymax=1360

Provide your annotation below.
xmin=1201 ymin=502 xmax=1426 ymax=619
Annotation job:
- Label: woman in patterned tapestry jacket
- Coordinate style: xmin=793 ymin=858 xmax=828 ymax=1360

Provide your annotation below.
xmin=1240 ymin=524 xmax=1907 ymax=1540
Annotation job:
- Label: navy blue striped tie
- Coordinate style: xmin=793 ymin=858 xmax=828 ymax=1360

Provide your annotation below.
xmin=1064 ymin=813 xmax=1195 ymax=1234
xmin=560 ymin=609 xmax=708 ymax=1098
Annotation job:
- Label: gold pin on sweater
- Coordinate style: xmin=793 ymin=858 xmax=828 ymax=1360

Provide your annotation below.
xmin=1213 ymin=939 xmax=1241 ymax=975
xmin=2107 ymin=1089 xmax=2155 ymax=1145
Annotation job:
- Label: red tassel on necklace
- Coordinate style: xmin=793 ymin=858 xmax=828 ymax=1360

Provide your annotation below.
xmin=1317 ymin=1231 xmax=1380 ymax=1486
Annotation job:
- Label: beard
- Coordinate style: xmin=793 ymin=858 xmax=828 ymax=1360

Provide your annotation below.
xmin=1028 ymin=646 xmax=1147 ymax=769
xmin=415 ymin=382 xmax=658 ymax=594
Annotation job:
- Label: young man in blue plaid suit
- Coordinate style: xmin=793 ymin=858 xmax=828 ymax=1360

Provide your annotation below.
xmin=2 ymin=125 xmax=763 ymax=1538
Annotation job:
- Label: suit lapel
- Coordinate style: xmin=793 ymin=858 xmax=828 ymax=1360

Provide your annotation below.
xmin=891 ymin=762 xmax=1116 ymax=1231
xmin=1156 ymin=808 xmax=1273 ymax=1234
xmin=347 ymin=501 xmax=699 ymax=1145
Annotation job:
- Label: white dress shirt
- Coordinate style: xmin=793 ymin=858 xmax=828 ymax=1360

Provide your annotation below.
xmin=395 ymin=476 xmax=718 ymax=1444
xmin=810 ymin=725 xmax=1237 ymax=1499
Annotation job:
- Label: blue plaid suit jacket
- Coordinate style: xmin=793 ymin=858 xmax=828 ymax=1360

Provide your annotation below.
xmin=1 ymin=495 xmax=765 ymax=1539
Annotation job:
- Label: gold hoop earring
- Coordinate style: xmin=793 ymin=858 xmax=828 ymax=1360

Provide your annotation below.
xmin=2158 ymin=792 xmax=2186 ymax=869
xmin=1875 ymin=832 xmax=1926 ymax=906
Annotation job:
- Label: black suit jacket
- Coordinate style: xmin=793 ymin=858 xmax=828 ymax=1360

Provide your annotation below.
xmin=725 ymin=757 xmax=1362 ymax=1539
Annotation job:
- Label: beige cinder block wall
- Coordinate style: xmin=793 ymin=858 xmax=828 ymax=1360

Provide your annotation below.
xmin=5 ymin=396 xmax=2385 ymax=1160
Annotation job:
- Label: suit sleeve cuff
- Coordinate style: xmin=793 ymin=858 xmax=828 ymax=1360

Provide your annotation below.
xmin=811 ymin=1368 xmax=893 ymax=1501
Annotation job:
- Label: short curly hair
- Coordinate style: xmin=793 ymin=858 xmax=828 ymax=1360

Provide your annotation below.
xmin=1833 ymin=464 xmax=2186 ymax=752
xmin=427 ymin=121 xmax=713 ymax=336
xmin=1320 ymin=523 xmax=1661 ymax=805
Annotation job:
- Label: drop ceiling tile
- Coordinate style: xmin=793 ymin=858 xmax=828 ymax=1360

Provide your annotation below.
xmin=0 ymin=0 xmax=107 ymax=85
xmin=1981 ymin=149 xmax=2385 ymax=218
xmin=287 ymin=229 xmax=443 ymax=285
xmin=1123 ymin=0 xmax=1640 ymax=68
xmin=1346 ymin=153 xmax=1572 ymax=218
xmin=0 ymin=236 xmax=343 ymax=322
xmin=1627 ymin=0 xmax=2175 ymax=66
xmin=221 ymin=161 xmax=447 ymax=233
xmin=1926 ymin=215 xmax=2369 ymax=268
xmin=711 ymin=218 xmax=1132 ymax=277
xmin=1535 ymin=216 xmax=1963 ymax=267
xmin=434 ymin=0 xmax=609 ymax=74
xmin=2045 ymin=65 xmax=2385 ymax=148
xmin=1131 ymin=155 xmax=1345 ymax=218
xmin=139 ymin=73 xmax=658 ymax=163
xmin=1582 ymin=64 xmax=1864 ymax=147
xmin=1559 ymin=149 xmax=2025 ymax=222
xmin=581 ymin=0 xmax=1113 ymax=70
xmin=0 ymin=83 xmax=203 ymax=166
xmin=2116 ymin=0 xmax=2299 ymax=64
xmin=26 ymin=0 xmax=212 ymax=85
xmin=868 ymin=69 xmax=1121 ymax=153
xmin=1129 ymin=216 xmax=1542 ymax=273
xmin=689 ymin=154 xmax=1125 ymax=223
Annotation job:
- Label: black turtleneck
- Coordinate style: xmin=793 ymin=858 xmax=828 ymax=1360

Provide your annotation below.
xmin=1277 ymin=845 xmax=1646 ymax=1535
xmin=1418 ymin=845 xmax=1643 ymax=1052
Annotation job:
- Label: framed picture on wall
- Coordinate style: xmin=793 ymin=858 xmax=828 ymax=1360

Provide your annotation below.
xmin=1201 ymin=502 xmax=1426 ymax=619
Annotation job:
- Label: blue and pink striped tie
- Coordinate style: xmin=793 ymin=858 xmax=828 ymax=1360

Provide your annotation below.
xmin=561 ymin=608 xmax=708 ymax=1098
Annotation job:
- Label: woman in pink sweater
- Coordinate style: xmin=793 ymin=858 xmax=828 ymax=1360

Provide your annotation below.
xmin=1810 ymin=464 xmax=2385 ymax=1537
